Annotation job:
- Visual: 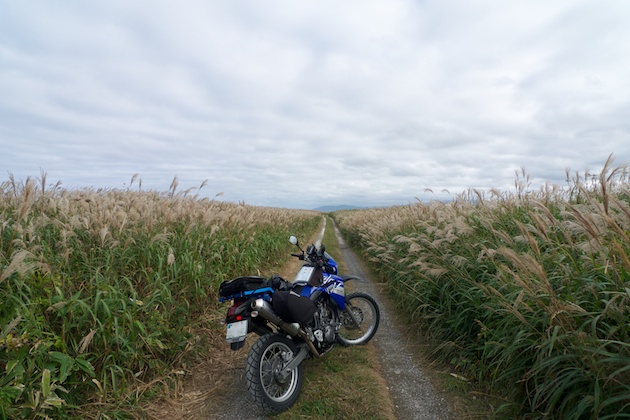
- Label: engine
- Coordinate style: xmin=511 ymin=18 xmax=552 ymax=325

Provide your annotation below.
xmin=304 ymin=300 xmax=339 ymax=353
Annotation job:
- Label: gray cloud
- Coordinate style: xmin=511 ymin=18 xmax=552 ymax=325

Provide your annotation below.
xmin=1 ymin=0 xmax=629 ymax=209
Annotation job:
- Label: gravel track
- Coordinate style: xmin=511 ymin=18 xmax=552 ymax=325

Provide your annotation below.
xmin=332 ymin=222 xmax=454 ymax=420
xmin=208 ymin=219 xmax=454 ymax=419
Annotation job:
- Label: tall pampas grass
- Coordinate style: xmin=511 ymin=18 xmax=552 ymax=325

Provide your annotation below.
xmin=334 ymin=157 xmax=630 ymax=418
xmin=0 ymin=173 xmax=320 ymax=418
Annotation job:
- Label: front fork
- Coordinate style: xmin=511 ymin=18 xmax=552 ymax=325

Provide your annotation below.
xmin=343 ymin=299 xmax=362 ymax=329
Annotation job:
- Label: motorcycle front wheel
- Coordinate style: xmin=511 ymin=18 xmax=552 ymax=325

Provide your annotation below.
xmin=337 ymin=292 xmax=380 ymax=346
xmin=246 ymin=333 xmax=303 ymax=413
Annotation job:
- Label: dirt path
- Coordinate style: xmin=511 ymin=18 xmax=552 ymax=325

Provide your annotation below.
xmin=150 ymin=218 xmax=455 ymax=419
xmin=331 ymin=222 xmax=454 ymax=420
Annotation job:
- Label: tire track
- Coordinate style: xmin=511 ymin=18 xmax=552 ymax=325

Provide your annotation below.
xmin=332 ymin=221 xmax=454 ymax=420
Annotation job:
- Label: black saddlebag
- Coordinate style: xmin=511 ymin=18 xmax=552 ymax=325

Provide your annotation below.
xmin=219 ymin=274 xmax=292 ymax=298
xmin=218 ymin=276 xmax=266 ymax=297
xmin=265 ymin=274 xmax=292 ymax=291
xmin=272 ymin=290 xmax=316 ymax=325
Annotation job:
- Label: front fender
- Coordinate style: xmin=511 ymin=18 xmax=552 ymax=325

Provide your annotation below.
xmin=340 ymin=274 xmax=365 ymax=283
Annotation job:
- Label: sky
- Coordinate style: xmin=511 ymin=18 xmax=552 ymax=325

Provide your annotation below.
xmin=1 ymin=0 xmax=630 ymax=209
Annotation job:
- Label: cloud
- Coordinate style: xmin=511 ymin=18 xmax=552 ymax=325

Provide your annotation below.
xmin=1 ymin=0 xmax=630 ymax=209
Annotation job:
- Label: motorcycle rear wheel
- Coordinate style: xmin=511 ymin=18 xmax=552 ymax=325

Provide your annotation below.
xmin=246 ymin=333 xmax=303 ymax=413
xmin=337 ymin=292 xmax=380 ymax=346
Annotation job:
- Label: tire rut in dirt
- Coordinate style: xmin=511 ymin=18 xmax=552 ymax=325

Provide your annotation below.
xmin=332 ymin=221 xmax=455 ymax=420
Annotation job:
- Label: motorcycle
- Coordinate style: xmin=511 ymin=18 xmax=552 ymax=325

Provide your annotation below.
xmin=218 ymin=235 xmax=380 ymax=413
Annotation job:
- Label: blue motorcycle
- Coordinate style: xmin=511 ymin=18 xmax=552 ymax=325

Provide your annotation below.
xmin=219 ymin=236 xmax=380 ymax=413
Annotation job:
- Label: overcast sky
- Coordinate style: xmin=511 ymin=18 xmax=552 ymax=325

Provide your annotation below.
xmin=1 ymin=0 xmax=629 ymax=209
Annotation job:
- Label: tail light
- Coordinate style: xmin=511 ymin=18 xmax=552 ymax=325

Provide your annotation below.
xmin=226 ymin=301 xmax=245 ymax=322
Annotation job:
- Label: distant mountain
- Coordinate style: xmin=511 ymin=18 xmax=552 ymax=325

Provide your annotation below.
xmin=312 ymin=204 xmax=362 ymax=212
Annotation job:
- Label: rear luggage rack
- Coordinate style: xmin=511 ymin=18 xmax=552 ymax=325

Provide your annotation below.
xmin=218 ymin=287 xmax=275 ymax=302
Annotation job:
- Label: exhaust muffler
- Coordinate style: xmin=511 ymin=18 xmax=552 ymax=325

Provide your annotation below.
xmin=251 ymin=298 xmax=320 ymax=357
xmin=251 ymin=298 xmax=300 ymax=336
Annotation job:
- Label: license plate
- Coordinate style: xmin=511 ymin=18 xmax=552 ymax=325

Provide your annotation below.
xmin=226 ymin=320 xmax=248 ymax=343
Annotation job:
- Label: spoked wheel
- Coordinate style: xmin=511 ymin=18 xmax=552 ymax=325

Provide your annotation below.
xmin=246 ymin=334 xmax=303 ymax=413
xmin=337 ymin=292 xmax=380 ymax=346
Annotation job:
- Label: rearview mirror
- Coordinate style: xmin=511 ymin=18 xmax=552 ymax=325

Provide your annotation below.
xmin=289 ymin=236 xmax=298 ymax=245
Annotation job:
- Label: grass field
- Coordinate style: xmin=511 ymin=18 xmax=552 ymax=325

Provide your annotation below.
xmin=0 ymin=174 xmax=320 ymax=419
xmin=333 ymin=158 xmax=630 ymax=418
xmin=5 ymin=157 xmax=630 ymax=419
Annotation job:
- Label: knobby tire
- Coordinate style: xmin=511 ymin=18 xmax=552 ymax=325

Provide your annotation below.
xmin=245 ymin=333 xmax=303 ymax=413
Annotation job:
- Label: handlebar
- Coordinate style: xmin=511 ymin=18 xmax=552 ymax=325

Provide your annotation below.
xmin=292 ymin=248 xmax=324 ymax=264
xmin=290 ymin=236 xmax=339 ymax=276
